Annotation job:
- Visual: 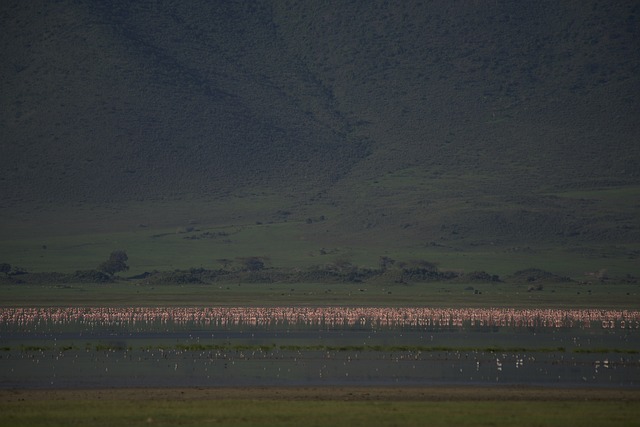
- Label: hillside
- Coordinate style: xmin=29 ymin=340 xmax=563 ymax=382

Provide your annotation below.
xmin=1 ymin=0 xmax=639 ymax=276
xmin=272 ymin=1 xmax=640 ymax=245
xmin=1 ymin=1 xmax=368 ymax=204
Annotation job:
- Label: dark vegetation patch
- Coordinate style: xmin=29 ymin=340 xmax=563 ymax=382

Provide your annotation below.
xmin=140 ymin=269 xmax=211 ymax=286
xmin=69 ymin=270 xmax=113 ymax=283
xmin=2 ymin=254 xmax=594 ymax=288
xmin=460 ymin=271 xmax=502 ymax=283
xmin=0 ymin=270 xmax=113 ymax=285
xmin=507 ymin=268 xmax=575 ymax=292
xmin=509 ymin=268 xmax=573 ymax=284
xmin=137 ymin=258 xmax=464 ymax=286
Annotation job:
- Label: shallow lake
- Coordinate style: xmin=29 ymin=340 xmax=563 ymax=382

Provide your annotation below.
xmin=1 ymin=307 xmax=639 ymax=388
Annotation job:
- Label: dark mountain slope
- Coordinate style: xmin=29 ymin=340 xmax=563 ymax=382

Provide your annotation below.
xmin=271 ymin=0 xmax=640 ymax=244
xmin=1 ymin=0 xmax=638 ymax=247
xmin=1 ymin=0 xmax=367 ymax=205
xmin=274 ymin=0 xmax=639 ymax=187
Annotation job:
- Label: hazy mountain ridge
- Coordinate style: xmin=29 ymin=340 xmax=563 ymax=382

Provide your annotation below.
xmin=1 ymin=0 xmax=639 ymax=247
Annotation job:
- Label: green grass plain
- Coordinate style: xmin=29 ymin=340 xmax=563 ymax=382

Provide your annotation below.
xmin=1 ymin=280 xmax=638 ymax=309
xmin=1 ymin=195 xmax=638 ymax=310
xmin=2 ymin=388 xmax=639 ymax=427
xmin=2 ymin=193 xmax=639 ymax=278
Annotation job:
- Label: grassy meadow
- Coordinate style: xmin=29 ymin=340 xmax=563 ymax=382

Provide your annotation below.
xmin=1 ymin=191 xmax=638 ymax=309
xmin=1 ymin=279 xmax=638 ymax=309
xmin=2 ymin=388 xmax=640 ymax=427
xmin=1 ymin=199 xmax=638 ymax=275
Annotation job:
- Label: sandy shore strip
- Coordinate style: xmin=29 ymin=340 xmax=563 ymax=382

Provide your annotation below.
xmin=3 ymin=386 xmax=640 ymax=402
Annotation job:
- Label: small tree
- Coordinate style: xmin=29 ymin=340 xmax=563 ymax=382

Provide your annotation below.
xmin=98 ymin=250 xmax=129 ymax=276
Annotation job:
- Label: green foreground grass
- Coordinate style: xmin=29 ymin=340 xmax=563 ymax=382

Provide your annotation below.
xmin=2 ymin=388 xmax=639 ymax=427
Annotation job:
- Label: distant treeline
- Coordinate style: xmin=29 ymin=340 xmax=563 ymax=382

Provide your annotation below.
xmin=1 ymin=255 xmax=598 ymax=288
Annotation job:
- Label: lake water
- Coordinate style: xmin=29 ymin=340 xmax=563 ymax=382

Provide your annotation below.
xmin=1 ymin=307 xmax=639 ymax=388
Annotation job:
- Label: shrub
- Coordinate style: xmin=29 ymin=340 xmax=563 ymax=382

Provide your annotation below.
xmin=0 ymin=263 xmax=11 ymax=275
xmin=70 ymin=270 xmax=112 ymax=283
xmin=239 ymin=257 xmax=266 ymax=272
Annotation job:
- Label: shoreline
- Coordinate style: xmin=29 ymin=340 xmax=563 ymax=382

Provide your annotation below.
xmin=3 ymin=385 xmax=640 ymax=402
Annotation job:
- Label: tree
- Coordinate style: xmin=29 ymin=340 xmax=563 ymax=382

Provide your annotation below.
xmin=98 ymin=250 xmax=129 ymax=275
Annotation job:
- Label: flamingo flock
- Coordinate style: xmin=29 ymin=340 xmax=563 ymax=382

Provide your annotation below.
xmin=2 ymin=307 xmax=639 ymax=331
